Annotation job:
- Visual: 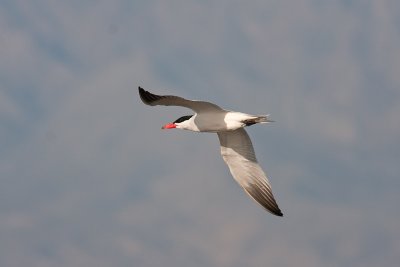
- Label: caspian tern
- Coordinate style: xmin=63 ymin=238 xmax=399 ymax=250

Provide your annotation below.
xmin=138 ymin=87 xmax=283 ymax=216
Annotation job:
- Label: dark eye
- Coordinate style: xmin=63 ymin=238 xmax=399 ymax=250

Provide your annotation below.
xmin=174 ymin=115 xmax=193 ymax=123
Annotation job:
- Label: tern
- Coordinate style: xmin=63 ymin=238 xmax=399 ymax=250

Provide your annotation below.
xmin=138 ymin=87 xmax=283 ymax=216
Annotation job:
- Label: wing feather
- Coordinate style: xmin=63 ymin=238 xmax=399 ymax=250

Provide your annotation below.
xmin=138 ymin=87 xmax=222 ymax=113
xmin=217 ymin=129 xmax=283 ymax=216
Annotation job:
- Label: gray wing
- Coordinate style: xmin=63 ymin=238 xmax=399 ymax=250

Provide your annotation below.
xmin=138 ymin=87 xmax=223 ymax=113
xmin=217 ymin=128 xmax=283 ymax=216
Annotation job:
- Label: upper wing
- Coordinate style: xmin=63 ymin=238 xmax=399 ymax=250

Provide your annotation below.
xmin=138 ymin=87 xmax=223 ymax=113
xmin=217 ymin=128 xmax=283 ymax=216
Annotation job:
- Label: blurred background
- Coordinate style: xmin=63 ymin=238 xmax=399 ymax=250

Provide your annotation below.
xmin=1 ymin=1 xmax=399 ymax=266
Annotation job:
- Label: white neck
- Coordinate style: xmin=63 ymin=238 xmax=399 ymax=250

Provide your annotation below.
xmin=176 ymin=116 xmax=200 ymax=132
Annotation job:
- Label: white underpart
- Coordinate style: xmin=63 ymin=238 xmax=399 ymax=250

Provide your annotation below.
xmin=223 ymin=112 xmax=260 ymax=130
xmin=138 ymin=87 xmax=282 ymax=216
xmin=217 ymin=128 xmax=282 ymax=215
xmin=175 ymin=111 xmax=264 ymax=132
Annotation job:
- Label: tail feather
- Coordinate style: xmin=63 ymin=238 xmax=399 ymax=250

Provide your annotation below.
xmin=243 ymin=115 xmax=274 ymax=126
xmin=254 ymin=115 xmax=274 ymax=123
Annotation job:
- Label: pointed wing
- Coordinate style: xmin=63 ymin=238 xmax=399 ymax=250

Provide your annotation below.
xmin=138 ymin=87 xmax=223 ymax=113
xmin=217 ymin=128 xmax=283 ymax=216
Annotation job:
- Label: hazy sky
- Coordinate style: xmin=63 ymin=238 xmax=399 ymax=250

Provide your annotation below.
xmin=1 ymin=1 xmax=399 ymax=266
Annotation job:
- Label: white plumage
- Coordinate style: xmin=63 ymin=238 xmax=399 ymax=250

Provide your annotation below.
xmin=138 ymin=87 xmax=283 ymax=216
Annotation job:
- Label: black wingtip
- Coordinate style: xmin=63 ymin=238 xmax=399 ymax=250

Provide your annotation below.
xmin=264 ymin=200 xmax=283 ymax=217
xmin=268 ymin=207 xmax=283 ymax=217
xmin=274 ymin=204 xmax=284 ymax=216
xmin=138 ymin=86 xmax=148 ymax=104
xmin=274 ymin=206 xmax=283 ymax=217
xmin=138 ymin=86 xmax=150 ymax=100
xmin=138 ymin=86 xmax=163 ymax=105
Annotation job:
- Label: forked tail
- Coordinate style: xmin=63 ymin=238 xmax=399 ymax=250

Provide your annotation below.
xmin=254 ymin=114 xmax=274 ymax=123
xmin=243 ymin=115 xmax=274 ymax=126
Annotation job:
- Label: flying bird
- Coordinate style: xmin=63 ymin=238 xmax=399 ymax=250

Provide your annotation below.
xmin=138 ymin=87 xmax=283 ymax=216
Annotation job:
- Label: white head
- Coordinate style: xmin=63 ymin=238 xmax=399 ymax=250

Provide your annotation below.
xmin=161 ymin=115 xmax=194 ymax=130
